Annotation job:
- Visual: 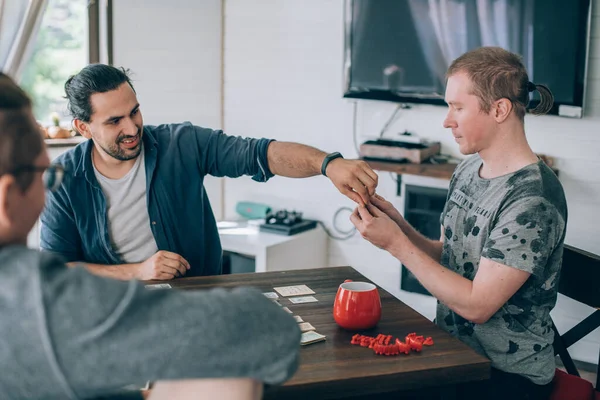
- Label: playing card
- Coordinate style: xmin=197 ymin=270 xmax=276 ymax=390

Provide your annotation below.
xmin=262 ymin=292 xmax=279 ymax=299
xmin=293 ymin=315 xmax=304 ymax=323
xmin=298 ymin=322 xmax=316 ymax=332
xmin=289 ymin=296 xmax=318 ymax=304
xmin=282 ymin=307 xmax=292 ymax=314
xmin=145 ymin=283 xmax=172 ymax=290
xmin=300 ymin=331 xmax=326 ymax=346
xmin=274 ymin=285 xmax=315 ymax=297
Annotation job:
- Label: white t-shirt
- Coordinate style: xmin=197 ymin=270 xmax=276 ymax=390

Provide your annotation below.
xmin=93 ymin=145 xmax=158 ymax=263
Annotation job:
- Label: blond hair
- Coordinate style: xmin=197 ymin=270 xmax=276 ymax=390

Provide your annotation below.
xmin=447 ymin=47 xmax=554 ymax=120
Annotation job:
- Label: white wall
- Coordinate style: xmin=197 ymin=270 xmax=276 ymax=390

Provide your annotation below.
xmin=112 ymin=0 xmax=224 ymax=218
xmin=223 ymin=0 xmax=600 ymax=364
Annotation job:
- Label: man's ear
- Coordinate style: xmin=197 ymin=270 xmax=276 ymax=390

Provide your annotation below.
xmin=0 ymin=174 xmax=17 ymax=229
xmin=493 ymin=98 xmax=513 ymax=123
xmin=73 ymin=119 xmax=92 ymax=139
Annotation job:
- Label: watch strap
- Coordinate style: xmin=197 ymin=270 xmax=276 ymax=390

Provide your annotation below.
xmin=321 ymin=152 xmax=344 ymax=176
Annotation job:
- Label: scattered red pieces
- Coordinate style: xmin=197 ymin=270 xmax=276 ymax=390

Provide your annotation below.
xmin=350 ymin=332 xmax=434 ymax=356
xmin=373 ymin=343 xmax=402 ymax=356
xmin=405 ymin=334 xmax=423 ymax=352
xmin=395 ymin=338 xmax=411 ymax=354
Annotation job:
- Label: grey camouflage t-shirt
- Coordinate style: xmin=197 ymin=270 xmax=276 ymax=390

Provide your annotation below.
xmin=437 ymin=155 xmax=567 ymax=385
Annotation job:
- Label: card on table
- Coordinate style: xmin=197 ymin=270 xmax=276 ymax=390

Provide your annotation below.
xmin=289 ymin=296 xmax=318 ymax=304
xmin=262 ymin=292 xmax=279 ymax=299
xmin=300 ymin=331 xmax=326 ymax=346
xmin=145 ymin=283 xmax=172 ymax=290
xmin=274 ymin=285 xmax=315 ymax=297
xmin=298 ymin=322 xmax=316 ymax=332
xmin=282 ymin=307 xmax=292 ymax=314
xmin=293 ymin=315 xmax=304 ymax=323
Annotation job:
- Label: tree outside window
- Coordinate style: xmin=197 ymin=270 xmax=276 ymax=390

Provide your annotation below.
xmin=20 ymin=0 xmax=87 ymax=126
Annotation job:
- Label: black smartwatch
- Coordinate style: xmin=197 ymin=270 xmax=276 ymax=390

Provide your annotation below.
xmin=321 ymin=152 xmax=344 ymax=176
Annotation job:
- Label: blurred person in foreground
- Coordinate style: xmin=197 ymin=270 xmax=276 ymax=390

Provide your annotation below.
xmin=0 ymin=72 xmax=300 ymax=400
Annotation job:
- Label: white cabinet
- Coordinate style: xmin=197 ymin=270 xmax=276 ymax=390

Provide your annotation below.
xmin=219 ymin=222 xmax=328 ymax=273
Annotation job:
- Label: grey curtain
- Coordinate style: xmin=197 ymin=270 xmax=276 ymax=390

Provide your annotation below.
xmin=408 ymin=0 xmax=535 ymax=89
xmin=0 ymin=0 xmax=49 ymax=80
xmin=476 ymin=0 xmax=534 ymax=77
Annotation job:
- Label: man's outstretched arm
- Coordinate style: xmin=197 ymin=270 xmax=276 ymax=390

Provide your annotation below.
xmin=266 ymin=141 xmax=379 ymax=205
xmin=193 ymin=128 xmax=378 ymax=204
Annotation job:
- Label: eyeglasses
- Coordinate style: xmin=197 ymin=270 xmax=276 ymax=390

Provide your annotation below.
xmin=10 ymin=164 xmax=66 ymax=192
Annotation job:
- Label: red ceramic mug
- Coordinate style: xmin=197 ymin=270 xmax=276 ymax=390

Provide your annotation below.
xmin=333 ymin=279 xmax=381 ymax=330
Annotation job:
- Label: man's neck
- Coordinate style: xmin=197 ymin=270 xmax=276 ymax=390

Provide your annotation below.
xmin=0 ymin=233 xmax=26 ymax=248
xmin=478 ymin=121 xmax=538 ymax=179
xmin=92 ymin=145 xmax=138 ymax=180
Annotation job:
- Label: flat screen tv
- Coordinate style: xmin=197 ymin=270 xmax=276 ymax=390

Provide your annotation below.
xmin=343 ymin=0 xmax=593 ymax=117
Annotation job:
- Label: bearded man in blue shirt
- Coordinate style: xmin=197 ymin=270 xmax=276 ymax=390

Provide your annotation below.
xmin=40 ymin=64 xmax=378 ymax=281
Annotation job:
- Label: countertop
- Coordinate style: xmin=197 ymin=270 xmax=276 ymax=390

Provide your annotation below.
xmin=44 ymin=136 xmax=87 ymax=147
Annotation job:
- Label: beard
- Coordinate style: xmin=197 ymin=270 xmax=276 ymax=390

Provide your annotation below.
xmin=97 ymin=128 xmax=143 ymax=161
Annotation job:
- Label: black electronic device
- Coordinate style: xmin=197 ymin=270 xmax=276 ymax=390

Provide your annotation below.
xmin=343 ymin=0 xmax=592 ymax=118
xmin=259 ymin=209 xmax=318 ymax=236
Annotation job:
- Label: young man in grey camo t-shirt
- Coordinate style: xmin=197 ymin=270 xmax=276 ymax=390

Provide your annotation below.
xmin=351 ymin=47 xmax=566 ymax=400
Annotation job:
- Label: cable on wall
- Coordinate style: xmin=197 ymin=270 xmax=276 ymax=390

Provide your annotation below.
xmin=378 ymin=103 xmax=411 ymax=138
xmin=318 ymin=206 xmax=356 ymax=241
xmin=352 ymin=100 xmax=360 ymax=156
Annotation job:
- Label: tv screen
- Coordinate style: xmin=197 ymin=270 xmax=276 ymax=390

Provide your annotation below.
xmin=343 ymin=0 xmax=592 ymax=117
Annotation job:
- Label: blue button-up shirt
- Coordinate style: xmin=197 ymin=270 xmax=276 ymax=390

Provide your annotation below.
xmin=40 ymin=122 xmax=274 ymax=276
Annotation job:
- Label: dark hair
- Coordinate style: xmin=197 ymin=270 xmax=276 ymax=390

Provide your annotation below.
xmin=64 ymin=64 xmax=135 ymax=122
xmin=447 ymin=47 xmax=554 ymax=120
xmin=0 ymin=72 xmax=31 ymax=109
xmin=0 ymin=73 xmax=44 ymax=191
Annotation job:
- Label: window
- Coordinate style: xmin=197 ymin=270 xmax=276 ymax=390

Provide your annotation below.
xmin=20 ymin=0 xmax=91 ymax=125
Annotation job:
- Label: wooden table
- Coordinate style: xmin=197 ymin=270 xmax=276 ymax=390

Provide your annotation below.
xmin=168 ymin=267 xmax=490 ymax=399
